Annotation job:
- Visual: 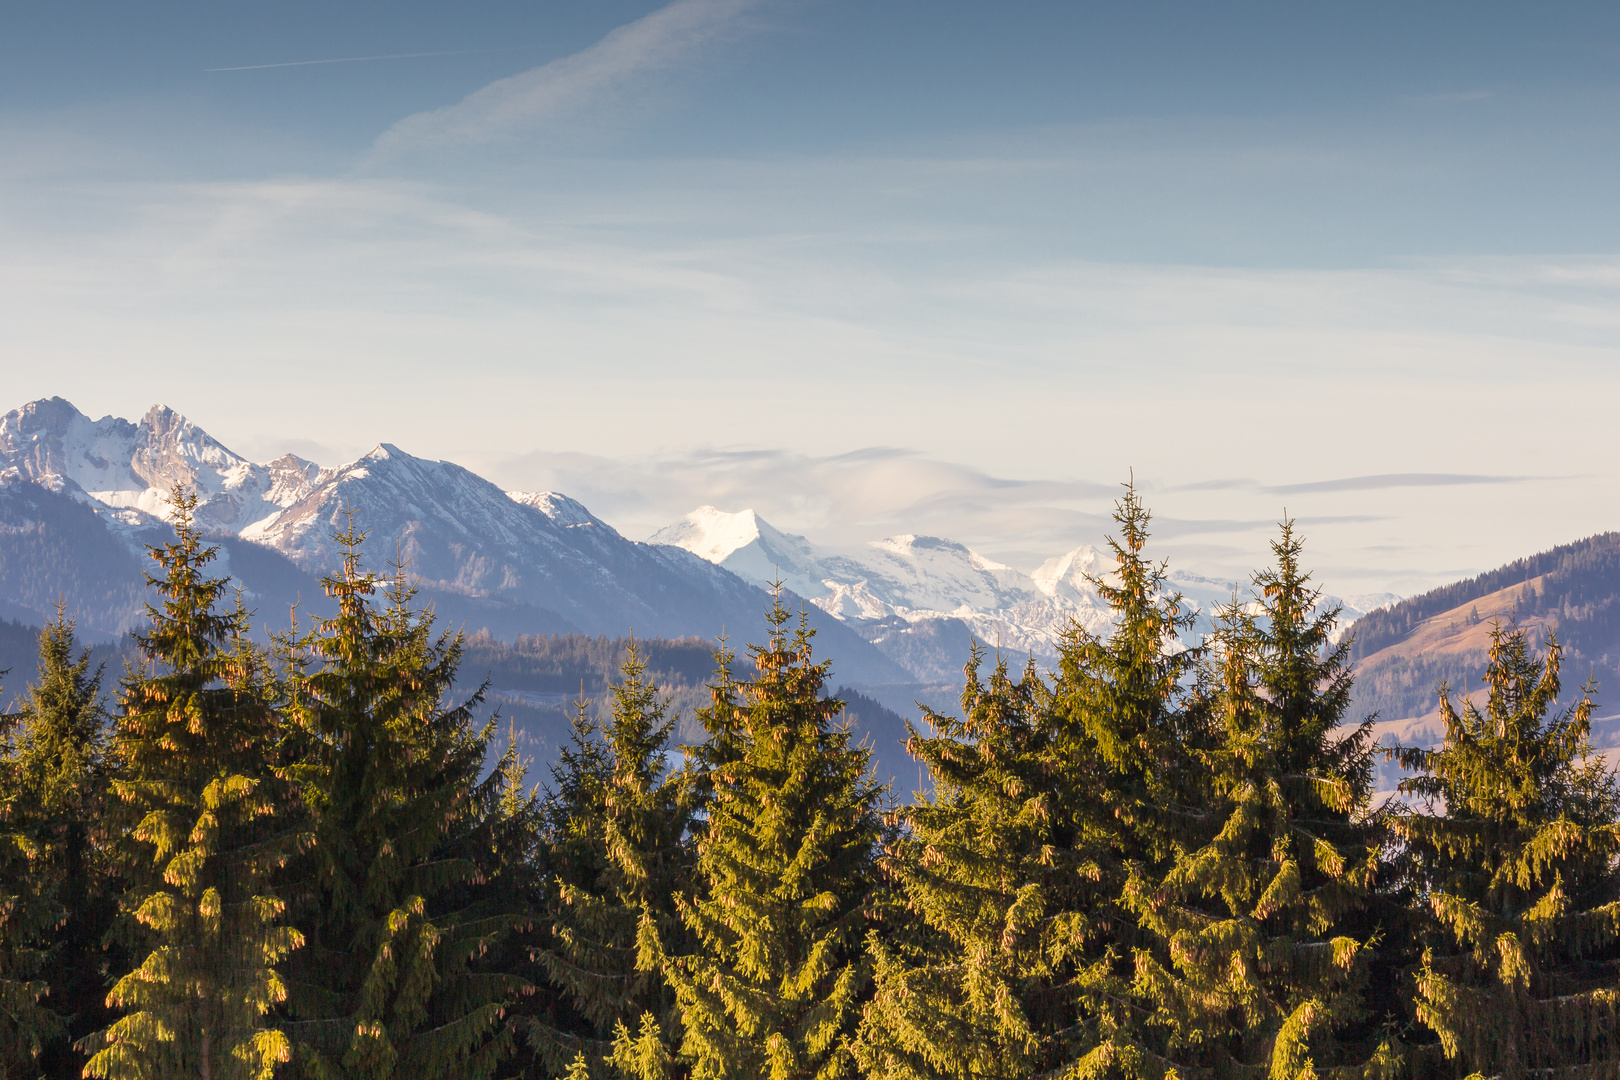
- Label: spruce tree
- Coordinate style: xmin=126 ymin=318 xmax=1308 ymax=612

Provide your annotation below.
xmin=855 ymin=649 xmax=1120 ymax=1079
xmin=523 ymin=645 xmax=697 ymax=1078
xmin=0 ymin=673 xmax=64 ymax=1076
xmin=85 ymin=493 xmax=303 ymax=1080
xmin=661 ymin=598 xmax=884 ymax=1080
xmin=1047 ymin=481 xmax=1210 ymax=1077
xmin=601 ymin=646 xmax=695 ymax=1080
xmin=476 ymin=727 xmax=549 ymax=1080
xmin=521 ymin=695 xmax=614 ymax=1074
xmin=1054 ymin=482 xmax=1205 ymax=868
xmin=276 ymin=522 xmax=517 ymax=1080
xmin=1123 ymin=523 xmax=1390 ymax=1078
xmin=1391 ymin=622 xmax=1620 ymax=1079
xmin=8 ymin=605 xmax=118 ymax=1078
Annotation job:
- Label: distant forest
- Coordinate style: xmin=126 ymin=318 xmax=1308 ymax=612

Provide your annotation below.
xmin=1 ymin=622 xmax=911 ymax=783
xmin=1347 ymin=531 xmax=1620 ymax=720
xmin=1350 ymin=531 xmax=1620 ymax=662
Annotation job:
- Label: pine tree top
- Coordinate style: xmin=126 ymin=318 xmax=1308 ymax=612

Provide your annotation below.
xmin=10 ymin=603 xmax=108 ymax=821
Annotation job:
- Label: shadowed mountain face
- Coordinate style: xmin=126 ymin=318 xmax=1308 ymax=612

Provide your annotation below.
xmin=0 ymin=398 xmax=911 ymax=686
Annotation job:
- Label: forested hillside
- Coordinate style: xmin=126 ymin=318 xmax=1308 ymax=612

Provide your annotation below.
xmin=1347 ymin=531 xmax=1620 ymax=722
xmin=460 ymin=631 xmax=913 ymax=784
xmin=0 ymin=617 xmax=916 ymax=785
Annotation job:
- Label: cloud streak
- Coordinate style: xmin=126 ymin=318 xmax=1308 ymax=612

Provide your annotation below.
xmin=205 ymin=50 xmax=498 ymax=73
xmin=374 ymin=0 xmax=761 ymax=153
xmin=1262 ymin=473 xmax=1541 ymax=496
xmin=476 ymin=444 xmax=1128 ymax=568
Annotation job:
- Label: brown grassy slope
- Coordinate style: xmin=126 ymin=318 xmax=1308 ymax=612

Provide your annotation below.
xmin=1347 ymin=533 xmax=1620 ymax=728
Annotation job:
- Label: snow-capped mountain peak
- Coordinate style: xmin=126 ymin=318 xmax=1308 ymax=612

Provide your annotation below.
xmin=508 ymin=490 xmax=602 ymax=528
xmin=649 ymin=507 xmax=825 ymax=598
xmin=652 ymin=506 xmax=1399 ymax=681
xmin=0 ymin=397 xmax=323 ymax=531
xmin=652 ymin=507 xmax=1116 ymax=665
xmin=1031 ymin=545 xmax=1107 ymax=597
xmin=652 ymin=505 xmax=765 ymax=563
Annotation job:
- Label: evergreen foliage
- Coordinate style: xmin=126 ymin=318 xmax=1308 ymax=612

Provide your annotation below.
xmin=7 ymin=605 xmax=117 ymax=1078
xmin=662 ymin=596 xmax=885 ymax=1080
xmin=276 ymin=519 xmax=516 ymax=1080
xmin=858 ymin=483 xmax=1212 ymax=1080
xmin=1391 ymin=622 xmax=1620 ymax=1079
xmin=520 ymin=694 xmax=615 ymax=1074
xmin=461 ymin=634 xmax=724 ymax=698
xmin=1 ymin=482 xmax=1614 ymax=1080
xmin=472 ymin=725 xmax=548 ymax=1080
xmin=0 ymin=675 xmax=64 ymax=1076
xmin=522 ymin=644 xmax=697 ymax=1078
xmin=855 ymin=649 xmax=1110 ymax=1080
xmin=1048 ymin=482 xmax=1209 ymax=1078
xmin=1123 ymin=523 xmax=1388 ymax=1079
xmin=85 ymin=492 xmax=303 ymax=1080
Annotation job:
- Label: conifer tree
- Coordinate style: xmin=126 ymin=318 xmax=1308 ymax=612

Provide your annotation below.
xmin=1123 ymin=523 xmax=1390 ymax=1078
xmin=8 ymin=605 xmax=118 ymax=1078
xmin=1391 ymin=622 xmax=1620 ymax=1079
xmin=660 ymin=598 xmax=884 ymax=1080
xmin=85 ymin=492 xmax=303 ymax=1080
xmin=1045 ymin=481 xmax=1210 ymax=1077
xmin=277 ymin=521 xmax=517 ymax=1080
xmin=601 ymin=646 xmax=695 ymax=1080
xmin=475 ymin=727 xmax=549 ymax=1080
xmin=520 ymin=695 xmax=614 ymax=1074
xmin=1055 ymin=482 xmax=1205 ymax=868
xmin=524 ymin=645 xmax=697 ymax=1078
xmin=0 ymin=672 xmax=64 ymax=1076
xmin=855 ymin=650 xmax=1120 ymax=1079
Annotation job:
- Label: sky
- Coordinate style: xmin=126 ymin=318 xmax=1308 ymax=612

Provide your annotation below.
xmin=2 ymin=1 xmax=1618 ymax=597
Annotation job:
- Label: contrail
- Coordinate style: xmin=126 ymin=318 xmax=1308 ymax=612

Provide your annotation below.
xmin=205 ymin=49 xmax=496 ymax=73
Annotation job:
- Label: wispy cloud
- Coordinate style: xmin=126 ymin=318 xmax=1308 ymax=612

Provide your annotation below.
xmin=205 ymin=50 xmax=500 ymax=73
xmin=1263 ymin=473 xmax=1536 ymax=496
xmin=374 ymin=0 xmax=762 ymax=154
xmin=4 ymin=163 xmax=1617 ymax=597
xmin=483 ymin=444 xmax=1121 ymax=561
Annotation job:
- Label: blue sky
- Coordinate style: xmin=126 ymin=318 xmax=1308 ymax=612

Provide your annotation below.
xmin=3 ymin=1 xmax=1619 ymax=594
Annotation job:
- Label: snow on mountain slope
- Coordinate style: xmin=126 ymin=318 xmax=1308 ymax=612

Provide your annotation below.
xmin=649 ymin=506 xmax=828 ymax=599
xmin=0 ymin=397 xmax=1392 ymax=690
xmin=0 ymin=399 xmax=912 ymax=684
xmin=653 ymin=507 xmax=1105 ymax=664
xmin=239 ymin=442 xmax=781 ymax=640
xmin=0 ymin=397 xmax=321 ymax=532
xmin=654 ymin=506 xmax=1400 ymax=681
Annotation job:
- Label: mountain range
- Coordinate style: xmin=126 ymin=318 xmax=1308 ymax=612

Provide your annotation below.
xmin=651 ymin=505 xmax=1398 ymax=682
xmin=1348 ymin=531 xmax=1620 ymax=720
xmin=0 ymin=397 xmax=910 ymax=683
xmin=9 ymin=396 xmax=1620 ymax=798
xmin=0 ymin=397 xmax=1397 ymax=700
